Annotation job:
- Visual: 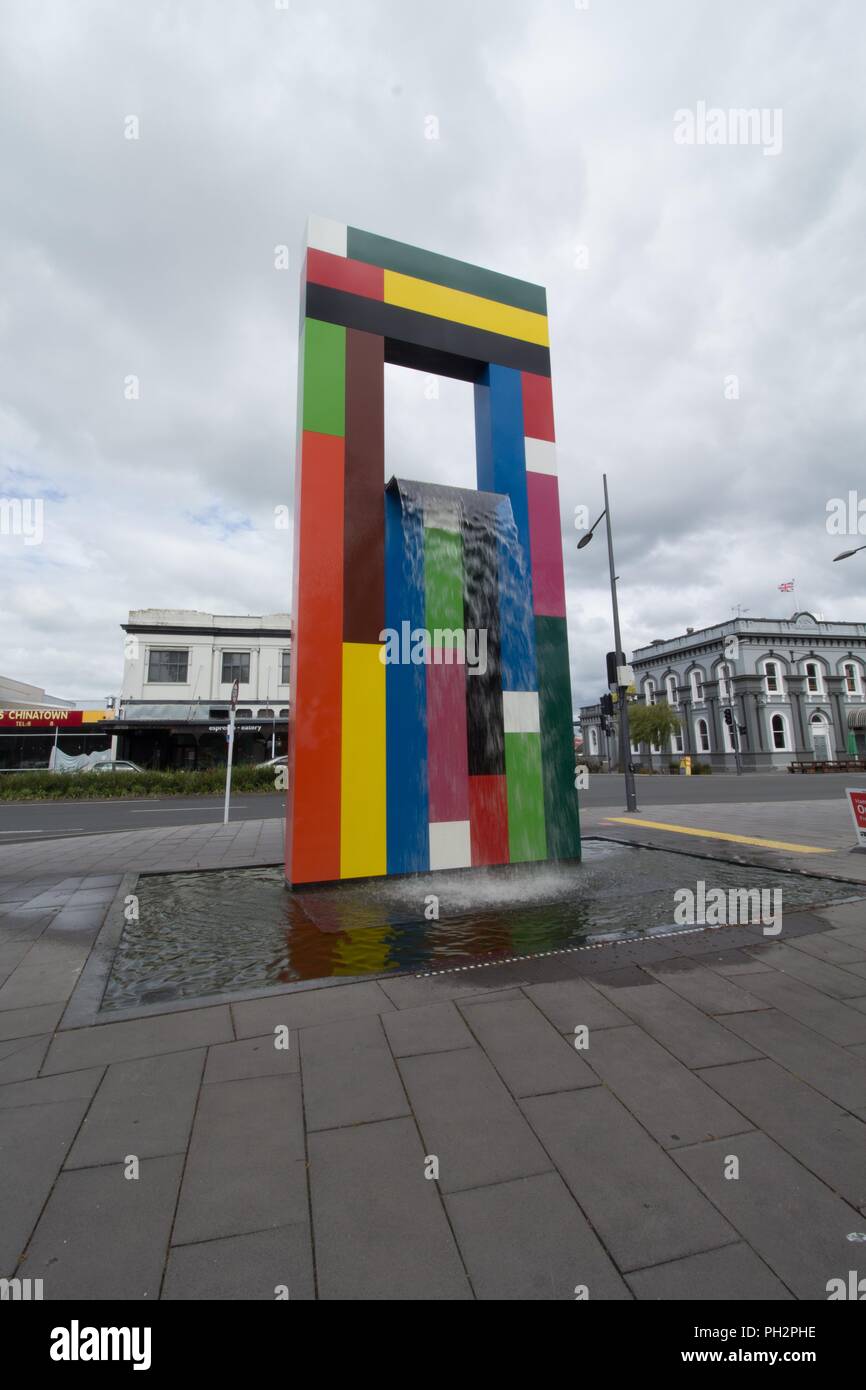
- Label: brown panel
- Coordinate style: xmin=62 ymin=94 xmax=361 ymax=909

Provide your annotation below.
xmin=344 ymin=329 xmax=385 ymax=643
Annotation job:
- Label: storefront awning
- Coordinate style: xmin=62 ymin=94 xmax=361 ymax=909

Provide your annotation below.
xmin=847 ymin=707 xmax=866 ymax=730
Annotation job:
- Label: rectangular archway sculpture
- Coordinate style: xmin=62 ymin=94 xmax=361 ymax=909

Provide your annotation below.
xmin=287 ymin=217 xmax=580 ymax=886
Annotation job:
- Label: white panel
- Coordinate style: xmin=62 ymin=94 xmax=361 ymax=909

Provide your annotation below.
xmin=307 ymin=215 xmax=347 ymax=258
xmin=429 ymin=820 xmax=472 ymax=870
xmin=524 ymin=437 xmax=557 ymax=475
xmin=503 ymin=691 xmax=540 ymax=734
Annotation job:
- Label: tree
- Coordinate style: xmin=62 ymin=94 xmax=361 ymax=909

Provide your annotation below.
xmin=628 ymin=699 xmax=681 ymax=754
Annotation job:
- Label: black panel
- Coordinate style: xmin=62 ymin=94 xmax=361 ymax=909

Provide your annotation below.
xmin=305 ymin=283 xmax=551 ymax=378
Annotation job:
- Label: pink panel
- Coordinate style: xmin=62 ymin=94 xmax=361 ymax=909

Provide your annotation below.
xmin=427 ymin=659 xmax=470 ymax=822
xmin=527 ymin=472 xmax=566 ymax=617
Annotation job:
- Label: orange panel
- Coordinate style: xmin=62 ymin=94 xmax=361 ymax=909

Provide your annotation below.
xmin=288 ymin=430 xmax=344 ymax=883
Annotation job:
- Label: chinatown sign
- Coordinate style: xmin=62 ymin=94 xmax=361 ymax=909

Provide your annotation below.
xmin=0 ymin=709 xmax=109 ymax=729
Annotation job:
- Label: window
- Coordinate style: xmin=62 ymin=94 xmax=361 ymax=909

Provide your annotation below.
xmin=691 ymin=670 xmax=704 ymax=704
xmin=844 ymin=663 xmax=861 ymax=696
xmin=696 ymin=718 xmax=710 ymax=752
xmin=279 ymin=707 xmax=289 ymax=718
xmin=805 ymin=661 xmax=822 ymax=695
xmin=235 ymin=708 xmax=253 ymax=718
xmin=672 ymin=728 xmax=684 ymax=753
xmin=588 ymin=727 xmax=599 ymax=754
xmin=221 ymin=651 xmax=250 ymax=685
xmin=258 ymin=708 xmax=275 ymax=719
xmin=147 ymin=649 xmax=189 ymax=683
xmin=280 ymin=649 xmax=291 ymax=684
xmin=665 ymin=675 xmax=678 ymax=707
xmin=763 ymin=660 xmax=784 ymax=696
xmin=718 ymin=663 xmax=729 ymax=700
xmin=771 ymin=713 xmax=788 ymax=750
xmin=644 ymin=678 xmax=656 ymax=706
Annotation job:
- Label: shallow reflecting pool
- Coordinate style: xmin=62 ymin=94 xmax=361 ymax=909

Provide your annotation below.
xmin=102 ymin=840 xmax=853 ymax=1011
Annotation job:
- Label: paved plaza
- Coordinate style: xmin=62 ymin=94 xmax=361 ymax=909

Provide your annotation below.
xmin=1 ymin=800 xmax=866 ymax=1300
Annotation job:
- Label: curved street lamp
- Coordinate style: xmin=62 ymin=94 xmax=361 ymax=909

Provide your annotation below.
xmin=834 ymin=545 xmax=866 ymax=562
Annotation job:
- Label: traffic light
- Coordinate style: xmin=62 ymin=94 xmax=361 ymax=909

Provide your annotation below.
xmin=723 ymin=707 xmax=734 ymax=727
xmin=600 ymin=693 xmax=614 ymax=718
xmin=606 ymin=650 xmax=626 ymax=689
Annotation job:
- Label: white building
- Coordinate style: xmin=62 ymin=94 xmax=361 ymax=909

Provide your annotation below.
xmin=116 ymin=609 xmax=292 ymax=769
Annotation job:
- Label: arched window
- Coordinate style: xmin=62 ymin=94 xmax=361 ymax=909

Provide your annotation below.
xmin=644 ymin=678 xmax=656 ymax=706
xmin=691 ymin=670 xmax=704 ymax=705
xmin=665 ymin=675 xmax=678 ymax=707
xmin=763 ymin=660 xmax=782 ymax=696
xmin=843 ymin=662 xmax=861 ymax=697
xmin=810 ymin=711 xmax=831 ymax=760
xmin=258 ymin=708 xmax=275 ymax=719
xmin=671 ymin=726 xmax=684 ymax=754
xmin=588 ymin=727 xmax=599 ymax=755
xmin=771 ymin=713 xmax=788 ymax=750
xmin=279 ymin=708 xmax=289 ymax=718
xmin=717 ymin=663 xmax=729 ymax=700
xmin=804 ymin=661 xmax=823 ymax=696
xmin=696 ymin=718 xmax=710 ymax=753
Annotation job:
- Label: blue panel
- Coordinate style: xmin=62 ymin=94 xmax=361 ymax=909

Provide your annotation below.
xmin=476 ymin=365 xmax=537 ymax=691
xmin=385 ymin=486 xmax=429 ymax=873
xmin=496 ymin=498 xmax=537 ymax=691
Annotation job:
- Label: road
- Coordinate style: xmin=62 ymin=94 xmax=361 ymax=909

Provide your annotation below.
xmin=0 ymin=773 xmax=862 ymax=844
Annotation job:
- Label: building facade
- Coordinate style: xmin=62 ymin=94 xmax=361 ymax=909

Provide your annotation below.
xmin=115 ymin=609 xmax=292 ymax=769
xmin=0 ymin=677 xmax=112 ymax=771
xmin=580 ymin=612 xmax=866 ymax=773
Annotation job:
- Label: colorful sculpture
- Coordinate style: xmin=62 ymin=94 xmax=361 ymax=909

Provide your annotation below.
xmin=286 ymin=217 xmax=580 ymax=885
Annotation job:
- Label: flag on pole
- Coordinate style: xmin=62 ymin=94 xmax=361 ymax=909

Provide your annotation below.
xmin=778 ymin=579 xmax=795 ymax=592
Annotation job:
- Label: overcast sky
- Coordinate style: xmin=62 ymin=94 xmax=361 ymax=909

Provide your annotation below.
xmin=2 ymin=0 xmax=865 ymax=707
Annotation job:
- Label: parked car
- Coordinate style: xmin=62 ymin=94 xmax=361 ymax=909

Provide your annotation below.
xmin=256 ymin=754 xmax=288 ymax=769
xmin=86 ymin=760 xmax=145 ymax=774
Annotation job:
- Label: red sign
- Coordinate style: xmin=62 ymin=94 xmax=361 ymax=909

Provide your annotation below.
xmin=0 ymin=709 xmax=84 ymax=729
xmin=845 ymin=788 xmax=866 ymax=847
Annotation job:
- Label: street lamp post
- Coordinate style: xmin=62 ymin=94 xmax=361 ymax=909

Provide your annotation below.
xmin=578 ymin=473 xmax=638 ymax=813
xmin=834 ymin=545 xmax=866 ymax=562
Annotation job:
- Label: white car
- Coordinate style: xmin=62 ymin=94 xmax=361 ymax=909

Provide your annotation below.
xmin=256 ymin=754 xmax=288 ymax=769
xmin=86 ymin=760 xmax=145 ymax=774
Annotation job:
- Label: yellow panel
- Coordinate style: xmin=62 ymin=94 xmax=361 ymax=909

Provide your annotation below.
xmin=384 ymin=270 xmax=549 ymax=347
xmin=340 ymin=643 xmax=387 ymax=878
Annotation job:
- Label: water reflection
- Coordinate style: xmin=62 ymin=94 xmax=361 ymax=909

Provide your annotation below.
xmin=103 ymin=842 xmax=849 ymax=1012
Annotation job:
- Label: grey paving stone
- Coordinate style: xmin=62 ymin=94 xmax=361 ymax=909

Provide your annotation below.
xmin=163 ymin=1224 xmax=314 ymax=1300
xmin=0 ymin=1097 xmax=91 ymax=1275
xmin=0 ymin=941 xmax=35 ymax=984
xmin=814 ymin=901 xmax=866 ymax=930
xmin=379 ymin=973 xmax=514 ymax=1009
xmin=173 ymin=1075 xmax=307 ymax=1245
xmin=42 ymin=1004 xmax=233 ymax=1074
xmin=382 ymin=1001 xmax=476 ymax=1058
xmin=592 ymin=980 xmax=761 ymax=1068
xmin=672 ymin=1130 xmax=861 ymax=1300
xmin=0 ymin=962 xmax=81 ymax=1011
xmin=204 ymin=1033 xmax=298 ymax=1083
xmin=697 ymin=1058 xmax=866 ymax=1209
xmin=730 ymin=968 xmax=866 ymax=1046
xmin=522 ymin=977 xmax=630 ymax=1032
xmin=0 ymin=1002 xmax=64 ymax=1040
xmin=20 ymin=1154 xmax=183 ymax=1299
xmin=644 ymin=959 xmax=764 ymax=1014
xmin=301 ymin=1014 xmax=409 ymax=1132
xmin=446 ymin=1171 xmax=631 ymax=1300
xmin=832 ymin=960 xmax=866 ymax=981
xmin=585 ymin=1024 xmax=748 ymax=1148
xmin=0 ymin=1065 xmax=103 ymax=1111
xmin=309 ymin=1116 xmax=471 ymax=1300
xmin=399 ymin=1047 xmax=551 ymax=1193
xmin=788 ymin=933 xmax=866 ymax=965
xmin=459 ymin=996 xmax=597 ymax=1098
xmin=625 ymin=1243 xmax=792 ymax=1300
xmin=521 ymin=1087 xmax=736 ymax=1272
xmin=747 ymin=943 xmax=866 ymax=998
xmin=685 ymin=948 xmax=775 ymax=977
xmin=720 ymin=1009 xmax=866 ymax=1116
xmin=0 ymin=1033 xmax=50 ymax=1084
xmin=65 ymin=1048 xmax=205 ymax=1168
xmin=232 ymin=980 xmax=393 ymax=1037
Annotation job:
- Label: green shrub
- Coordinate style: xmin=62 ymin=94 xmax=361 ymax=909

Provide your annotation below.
xmin=0 ymin=765 xmax=283 ymax=801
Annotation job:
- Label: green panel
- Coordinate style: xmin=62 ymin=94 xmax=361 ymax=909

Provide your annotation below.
xmin=424 ymin=527 xmax=464 ymax=643
xmin=536 ymin=615 xmax=581 ymax=859
xmin=505 ymin=732 xmax=547 ymax=863
xmin=347 ymin=227 xmax=548 ymax=316
xmin=302 ymin=318 xmax=345 ymax=436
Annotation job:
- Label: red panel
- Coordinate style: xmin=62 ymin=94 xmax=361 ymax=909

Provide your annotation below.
xmin=427 ymin=659 xmax=470 ymax=822
xmin=521 ymin=371 xmax=555 ymax=441
xmin=307 ymin=248 xmax=384 ymax=301
xmin=288 ymin=430 xmax=344 ymax=883
xmin=469 ymin=775 xmax=509 ymax=866
xmin=527 ymin=472 xmax=566 ymax=617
